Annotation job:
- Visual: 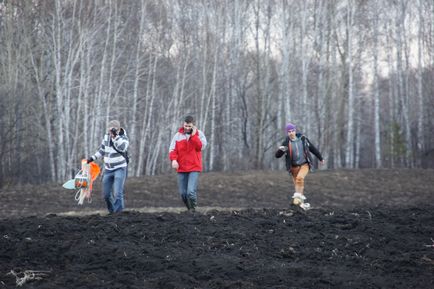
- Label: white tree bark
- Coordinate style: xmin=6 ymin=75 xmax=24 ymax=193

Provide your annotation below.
xmin=345 ymin=0 xmax=355 ymax=168
xmin=129 ymin=0 xmax=146 ymax=159
xmin=372 ymin=1 xmax=382 ymax=168
xmin=416 ymin=0 xmax=425 ymax=164
xmin=52 ymin=0 xmax=67 ymax=180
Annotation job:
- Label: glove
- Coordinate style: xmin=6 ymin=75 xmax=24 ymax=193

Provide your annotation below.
xmin=86 ymin=157 xmax=94 ymax=164
xmin=119 ymin=128 xmax=125 ymax=136
xmin=110 ymin=127 xmax=118 ymax=137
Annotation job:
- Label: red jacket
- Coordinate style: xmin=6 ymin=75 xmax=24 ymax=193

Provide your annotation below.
xmin=169 ymin=127 xmax=207 ymax=172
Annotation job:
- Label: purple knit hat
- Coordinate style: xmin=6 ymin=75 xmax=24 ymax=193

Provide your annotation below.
xmin=286 ymin=123 xmax=296 ymax=132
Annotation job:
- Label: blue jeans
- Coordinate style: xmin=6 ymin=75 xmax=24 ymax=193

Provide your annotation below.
xmin=102 ymin=167 xmax=127 ymax=213
xmin=177 ymin=172 xmax=200 ymax=209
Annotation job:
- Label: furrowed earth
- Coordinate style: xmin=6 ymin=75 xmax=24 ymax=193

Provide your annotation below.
xmin=0 ymin=169 xmax=433 ymax=288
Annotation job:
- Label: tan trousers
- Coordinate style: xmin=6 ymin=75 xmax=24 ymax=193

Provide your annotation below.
xmin=289 ymin=163 xmax=310 ymax=194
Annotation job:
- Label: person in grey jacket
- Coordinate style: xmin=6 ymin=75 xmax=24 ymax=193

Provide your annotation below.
xmin=275 ymin=123 xmax=324 ymax=210
xmin=87 ymin=120 xmax=129 ymax=213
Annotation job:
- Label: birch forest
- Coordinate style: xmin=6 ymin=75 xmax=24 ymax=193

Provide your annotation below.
xmin=1 ymin=0 xmax=433 ymax=186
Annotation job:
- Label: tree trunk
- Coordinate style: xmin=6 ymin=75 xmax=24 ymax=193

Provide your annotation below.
xmin=416 ymin=0 xmax=425 ymax=165
xmin=372 ymin=1 xmax=382 ymax=168
xmin=345 ymin=1 xmax=355 ymax=168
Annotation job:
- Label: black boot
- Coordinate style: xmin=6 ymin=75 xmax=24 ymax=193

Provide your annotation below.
xmin=182 ymin=195 xmax=190 ymax=210
xmin=188 ymin=198 xmax=196 ymax=212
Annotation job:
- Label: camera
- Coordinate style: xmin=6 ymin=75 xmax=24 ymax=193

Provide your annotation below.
xmin=110 ymin=127 xmax=118 ymax=136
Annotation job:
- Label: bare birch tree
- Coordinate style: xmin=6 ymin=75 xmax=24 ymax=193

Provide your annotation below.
xmin=1 ymin=0 xmax=434 ymax=185
xmin=416 ymin=0 xmax=425 ymax=165
xmin=371 ymin=0 xmax=382 ymax=168
xmin=344 ymin=0 xmax=355 ymax=168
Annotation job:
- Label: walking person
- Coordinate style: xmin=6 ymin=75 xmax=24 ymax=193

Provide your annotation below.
xmin=87 ymin=120 xmax=129 ymax=213
xmin=275 ymin=123 xmax=324 ymax=210
xmin=169 ymin=115 xmax=207 ymax=211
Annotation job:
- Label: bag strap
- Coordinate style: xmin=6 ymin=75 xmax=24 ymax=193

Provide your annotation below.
xmin=111 ymin=139 xmax=129 ymax=163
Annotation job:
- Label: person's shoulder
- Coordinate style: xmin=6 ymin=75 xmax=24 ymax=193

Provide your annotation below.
xmin=172 ymin=131 xmax=184 ymax=140
xmin=119 ymin=127 xmax=128 ymax=136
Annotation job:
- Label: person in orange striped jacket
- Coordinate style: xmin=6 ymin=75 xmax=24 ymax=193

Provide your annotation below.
xmin=169 ymin=115 xmax=207 ymax=211
xmin=275 ymin=123 xmax=324 ymax=210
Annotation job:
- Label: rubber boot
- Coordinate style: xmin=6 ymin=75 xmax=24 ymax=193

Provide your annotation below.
xmin=187 ymin=198 xmax=196 ymax=212
xmin=182 ymin=195 xmax=190 ymax=210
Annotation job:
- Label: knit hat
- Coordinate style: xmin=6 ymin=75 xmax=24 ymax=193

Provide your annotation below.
xmin=286 ymin=123 xmax=296 ymax=132
xmin=107 ymin=120 xmax=121 ymax=130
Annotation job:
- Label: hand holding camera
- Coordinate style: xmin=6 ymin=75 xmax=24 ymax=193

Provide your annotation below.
xmin=110 ymin=127 xmax=118 ymax=138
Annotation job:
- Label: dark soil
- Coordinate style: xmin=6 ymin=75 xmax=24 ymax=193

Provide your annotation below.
xmin=0 ymin=169 xmax=433 ymax=288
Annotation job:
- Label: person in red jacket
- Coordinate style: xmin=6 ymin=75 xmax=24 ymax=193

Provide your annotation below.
xmin=169 ymin=116 xmax=207 ymax=211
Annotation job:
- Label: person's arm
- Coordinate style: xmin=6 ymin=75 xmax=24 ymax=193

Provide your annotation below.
xmin=112 ymin=134 xmax=129 ymax=153
xmin=190 ymin=128 xmax=207 ymax=151
xmin=306 ymin=137 xmax=324 ymax=162
xmin=88 ymin=135 xmax=107 ymax=163
xmin=169 ymin=133 xmax=179 ymax=169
